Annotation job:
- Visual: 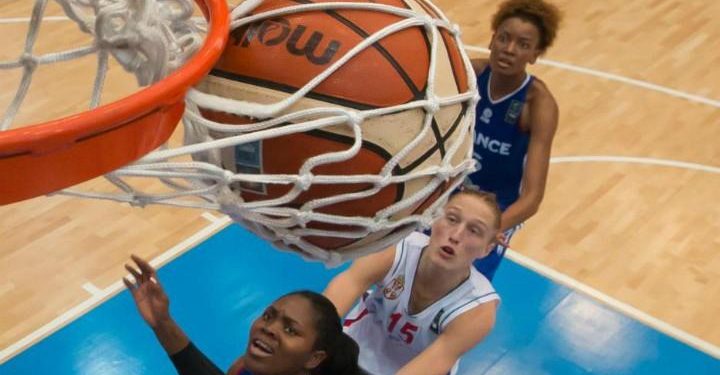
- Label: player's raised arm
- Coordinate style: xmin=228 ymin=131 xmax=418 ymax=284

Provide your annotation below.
xmin=324 ymin=245 xmax=396 ymax=317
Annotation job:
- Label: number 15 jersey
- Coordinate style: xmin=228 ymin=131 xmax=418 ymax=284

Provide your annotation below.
xmin=343 ymin=232 xmax=500 ymax=375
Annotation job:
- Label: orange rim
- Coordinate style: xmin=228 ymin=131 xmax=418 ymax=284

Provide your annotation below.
xmin=0 ymin=0 xmax=229 ymax=205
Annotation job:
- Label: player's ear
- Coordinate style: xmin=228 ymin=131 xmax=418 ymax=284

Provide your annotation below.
xmin=488 ymin=32 xmax=499 ymax=50
xmin=529 ymin=46 xmax=544 ymax=64
xmin=304 ymin=350 xmax=327 ymax=370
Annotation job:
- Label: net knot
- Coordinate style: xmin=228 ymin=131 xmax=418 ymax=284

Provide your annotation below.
xmin=450 ymin=23 xmax=461 ymax=36
xmin=217 ymin=185 xmax=247 ymax=218
xmin=418 ymin=14 xmax=434 ymax=27
xmin=376 ymin=173 xmax=392 ymax=188
xmin=222 ymin=169 xmax=236 ymax=185
xmin=368 ymin=218 xmax=388 ymax=233
xmin=296 ymin=173 xmax=313 ymax=191
xmin=472 ymin=92 xmax=481 ymax=105
xmin=293 ymin=210 xmax=312 ymax=227
xmin=437 ymin=165 xmax=452 ymax=181
xmin=284 ymin=233 xmax=301 ymax=246
xmin=424 ymin=96 xmax=440 ymax=113
xmin=20 ymin=53 xmax=38 ymax=71
xmin=129 ymin=195 xmax=150 ymax=208
xmin=346 ymin=110 xmax=364 ymax=125
xmin=324 ymin=251 xmax=343 ymax=268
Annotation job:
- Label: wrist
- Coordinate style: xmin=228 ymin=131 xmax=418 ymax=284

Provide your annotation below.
xmin=150 ymin=317 xmax=190 ymax=355
xmin=151 ymin=316 xmax=176 ymax=331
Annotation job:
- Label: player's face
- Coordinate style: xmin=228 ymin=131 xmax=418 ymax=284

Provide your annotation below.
xmin=489 ymin=17 xmax=542 ymax=76
xmin=428 ymin=194 xmax=498 ymax=268
xmin=245 ymin=295 xmax=327 ymax=374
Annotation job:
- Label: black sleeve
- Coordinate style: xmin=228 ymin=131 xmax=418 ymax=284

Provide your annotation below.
xmin=169 ymin=341 xmax=225 ymax=375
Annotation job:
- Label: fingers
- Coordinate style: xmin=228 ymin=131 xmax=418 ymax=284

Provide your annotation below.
xmin=131 ymin=254 xmax=157 ymax=280
xmin=125 ymin=263 xmax=142 ymax=283
xmin=122 ymin=276 xmax=135 ymax=292
xmin=124 ymin=254 xmax=160 ymax=288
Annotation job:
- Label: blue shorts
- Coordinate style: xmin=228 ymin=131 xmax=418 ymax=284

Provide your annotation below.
xmin=473 ymin=225 xmax=521 ymax=281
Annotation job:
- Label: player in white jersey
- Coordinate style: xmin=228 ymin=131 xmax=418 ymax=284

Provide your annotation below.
xmin=325 ymin=189 xmax=501 ymax=375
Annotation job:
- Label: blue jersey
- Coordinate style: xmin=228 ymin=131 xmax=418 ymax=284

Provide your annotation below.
xmin=467 ymin=66 xmax=533 ymax=211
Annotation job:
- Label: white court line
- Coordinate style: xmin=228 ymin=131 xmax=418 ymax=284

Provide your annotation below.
xmin=1 ymin=16 xmax=715 ymax=108
xmin=201 ymin=211 xmax=224 ymax=223
xmin=505 ymin=249 xmax=720 ymax=359
xmin=0 ymin=215 xmax=232 ymax=364
xmin=81 ymin=282 xmax=103 ymax=298
xmin=528 ymin=154 xmax=718 ymax=358
xmin=550 ymin=155 xmax=720 ymax=174
xmin=0 ymin=15 xmax=715 ymax=366
xmin=2 ymin=16 xmax=717 ymax=109
xmin=458 ymin=36 xmax=720 ymax=355
xmin=464 ymin=45 xmax=720 ymax=109
xmin=0 ymin=292 xmax=108 ymax=364
xmin=0 ymin=16 xmax=69 ymax=24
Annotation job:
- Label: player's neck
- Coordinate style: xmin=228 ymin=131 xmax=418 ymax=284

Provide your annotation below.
xmin=243 ymin=359 xmax=308 ymax=375
xmin=489 ymin=70 xmax=528 ymax=99
xmin=414 ymin=251 xmax=469 ymax=300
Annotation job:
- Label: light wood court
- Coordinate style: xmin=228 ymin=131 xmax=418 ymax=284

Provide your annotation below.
xmin=436 ymin=0 xmax=720 ymax=347
xmin=1 ymin=0 xmax=719 ymax=361
xmin=0 ymin=0 xmax=219 ymax=356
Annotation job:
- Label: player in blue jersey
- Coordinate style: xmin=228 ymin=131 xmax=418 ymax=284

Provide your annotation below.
xmin=469 ymin=0 xmax=562 ymax=280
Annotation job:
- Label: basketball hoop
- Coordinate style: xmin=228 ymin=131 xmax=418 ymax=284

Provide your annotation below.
xmin=55 ymin=0 xmax=480 ymax=265
xmin=10 ymin=0 xmax=480 ymax=265
xmin=0 ymin=0 xmax=230 ymax=205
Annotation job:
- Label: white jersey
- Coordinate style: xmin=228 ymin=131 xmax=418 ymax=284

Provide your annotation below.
xmin=344 ymin=232 xmax=499 ymax=375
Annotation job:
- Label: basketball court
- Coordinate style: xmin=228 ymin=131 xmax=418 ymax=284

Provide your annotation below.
xmin=1 ymin=0 xmax=719 ymax=373
xmin=3 ymin=225 xmax=719 ymax=374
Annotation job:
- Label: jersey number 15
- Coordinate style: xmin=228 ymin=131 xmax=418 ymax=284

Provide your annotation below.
xmin=388 ymin=313 xmax=418 ymax=344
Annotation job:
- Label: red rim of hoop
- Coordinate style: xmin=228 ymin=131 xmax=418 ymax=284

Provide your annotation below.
xmin=0 ymin=0 xmax=229 ymax=205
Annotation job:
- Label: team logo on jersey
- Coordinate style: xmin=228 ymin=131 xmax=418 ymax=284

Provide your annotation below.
xmin=383 ymin=275 xmax=405 ymax=300
xmin=504 ymin=100 xmax=523 ymax=124
xmin=479 ymin=107 xmax=493 ymax=124
xmin=430 ymin=308 xmax=445 ymax=334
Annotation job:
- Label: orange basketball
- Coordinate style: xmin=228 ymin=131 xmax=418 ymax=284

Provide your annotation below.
xmin=194 ymin=0 xmax=473 ymax=252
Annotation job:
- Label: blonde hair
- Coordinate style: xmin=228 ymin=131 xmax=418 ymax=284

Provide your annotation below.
xmin=451 ymin=188 xmax=502 ymax=230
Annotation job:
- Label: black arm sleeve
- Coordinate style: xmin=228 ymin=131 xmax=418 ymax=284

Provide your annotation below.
xmin=169 ymin=342 xmax=225 ymax=375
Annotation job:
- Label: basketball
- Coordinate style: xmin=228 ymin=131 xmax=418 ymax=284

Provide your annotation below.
xmin=192 ymin=0 xmax=474 ymax=253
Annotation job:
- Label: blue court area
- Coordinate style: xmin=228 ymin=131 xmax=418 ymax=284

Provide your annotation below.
xmin=2 ymin=225 xmax=719 ymax=374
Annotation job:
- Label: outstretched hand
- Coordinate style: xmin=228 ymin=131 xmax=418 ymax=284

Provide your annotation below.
xmin=495 ymin=232 xmax=510 ymax=248
xmin=123 ymin=254 xmax=170 ymax=329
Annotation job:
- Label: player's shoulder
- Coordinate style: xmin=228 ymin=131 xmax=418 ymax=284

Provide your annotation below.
xmin=528 ymin=76 xmax=559 ymax=115
xmin=471 ymin=58 xmax=489 ymax=75
xmin=404 ymin=231 xmax=430 ymax=248
xmin=468 ymin=267 xmax=498 ymax=295
xmin=529 ymin=76 xmax=555 ymax=102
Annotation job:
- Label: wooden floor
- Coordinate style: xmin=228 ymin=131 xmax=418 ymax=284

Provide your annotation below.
xmin=1 ymin=0 xmax=719 ymax=360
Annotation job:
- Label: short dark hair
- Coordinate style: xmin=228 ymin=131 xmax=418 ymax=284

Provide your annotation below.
xmin=491 ymin=0 xmax=563 ymax=52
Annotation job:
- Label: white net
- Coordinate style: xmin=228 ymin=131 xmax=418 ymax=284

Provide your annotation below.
xmin=0 ymin=0 xmax=205 ymax=131
xmin=54 ymin=0 xmax=480 ymax=266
